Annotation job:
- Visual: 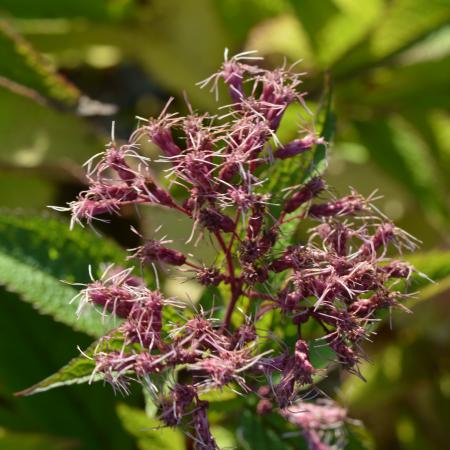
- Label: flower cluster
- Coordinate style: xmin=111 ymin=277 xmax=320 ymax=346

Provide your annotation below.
xmin=60 ymin=51 xmax=419 ymax=450
xmin=281 ymin=399 xmax=350 ymax=450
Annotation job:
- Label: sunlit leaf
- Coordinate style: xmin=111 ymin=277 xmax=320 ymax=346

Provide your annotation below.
xmin=214 ymin=0 xmax=288 ymax=45
xmin=406 ymin=250 xmax=450 ymax=298
xmin=289 ymin=0 xmax=384 ymax=66
xmin=116 ymin=403 xmax=184 ymax=450
xmin=334 ymin=0 xmax=450 ymax=75
xmin=244 ymin=14 xmax=314 ymax=63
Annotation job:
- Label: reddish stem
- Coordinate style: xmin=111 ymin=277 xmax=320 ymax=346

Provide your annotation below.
xmin=214 ymin=231 xmax=241 ymax=330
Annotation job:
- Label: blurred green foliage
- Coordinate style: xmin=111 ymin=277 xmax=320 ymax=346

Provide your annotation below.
xmin=0 ymin=0 xmax=449 ymax=449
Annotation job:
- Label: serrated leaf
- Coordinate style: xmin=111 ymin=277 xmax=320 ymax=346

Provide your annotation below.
xmin=16 ymin=334 xmax=127 ymax=397
xmin=0 ymin=213 xmax=127 ymax=336
xmin=0 ymin=253 xmax=110 ymax=336
xmin=16 ymin=347 xmax=96 ymax=397
xmin=0 ymin=19 xmax=79 ymax=106
xmin=0 ymin=20 xmax=115 ymax=116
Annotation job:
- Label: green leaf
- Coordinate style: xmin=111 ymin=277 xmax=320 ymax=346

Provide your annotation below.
xmin=354 ymin=117 xmax=449 ymax=231
xmin=0 ymin=430 xmax=75 ymax=450
xmin=0 ymin=20 xmax=115 ymax=116
xmin=16 ymin=345 xmax=97 ymax=397
xmin=0 ymin=19 xmax=80 ymax=106
xmin=334 ymin=0 xmax=450 ymax=75
xmin=237 ymin=409 xmax=293 ymax=450
xmin=340 ymin=56 xmax=450 ymax=112
xmin=0 ymin=0 xmax=135 ymax=21
xmin=111 ymin=0 xmax=230 ymax=111
xmin=346 ymin=423 xmax=376 ymax=450
xmin=0 ymin=289 xmax=135 ymax=450
xmin=0 ymin=213 xmax=127 ymax=336
xmin=116 ymin=403 xmax=184 ymax=450
xmin=288 ymin=0 xmax=384 ymax=66
xmin=16 ymin=333 xmax=128 ymax=396
xmin=213 ymin=0 xmax=288 ymax=45
xmin=245 ymin=14 xmax=314 ymax=64
xmin=407 ymin=250 xmax=450 ymax=290
xmin=0 ymin=89 xmax=104 ymax=173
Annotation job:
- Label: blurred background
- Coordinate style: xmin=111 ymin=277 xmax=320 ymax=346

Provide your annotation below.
xmin=0 ymin=1 xmax=449 ymax=449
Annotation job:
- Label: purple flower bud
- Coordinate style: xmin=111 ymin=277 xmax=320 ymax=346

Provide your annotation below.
xmin=256 ymin=398 xmax=273 ymax=415
xmin=359 ymin=222 xmax=396 ymax=258
xmin=239 ymin=239 xmax=262 ymax=263
xmin=275 ymin=339 xmax=314 ymax=407
xmin=247 ymin=203 xmax=265 ymax=239
xmin=70 ymin=198 xmax=119 ymax=226
xmin=133 ymin=352 xmax=165 ymax=376
xmin=308 ymin=193 xmax=367 ymax=218
xmin=232 ymin=323 xmax=257 ymax=348
xmin=130 ymin=239 xmax=186 ymax=266
xmin=242 ymin=263 xmax=268 ymax=285
xmin=284 ymin=177 xmax=325 ymax=214
xmin=313 ymin=222 xmax=351 ymax=256
xmin=105 ymin=146 xmax=137 ymax=182
xmin=222 ymin=60 xmax=246 ymax=103
xmin=270 ymin=245 xmax=316 ymax=273
xmin=328 ymin=337 xmax=360 ymax=371
xmin=199 ymin=208 xmax=235 ymax=233
xmin=149 ymin=125 xmax=181 ymax=157
xmin=120 ymin=291 xmax=165 ymax=348
xmin=198 ymin=356 xmax=236 ymax=387
xmin=274 ymin=133 xmax=323 ymax=160
xmin=381 ymin=261 xmax=414 ymax=279
xmin=278 ymin=290 xmax=304 ymax=314
xmin=258 ymin=228 xmax=279 ymax=255
xmin=81 ymin=269 xmax=144 ymax=318
xmin=218 ymin=161 xmax=239 ymax=182
xmin=196 ymin=267 xmax=224 ymax=286
xmin=145 ymin=180 xmax=176 ymax=208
